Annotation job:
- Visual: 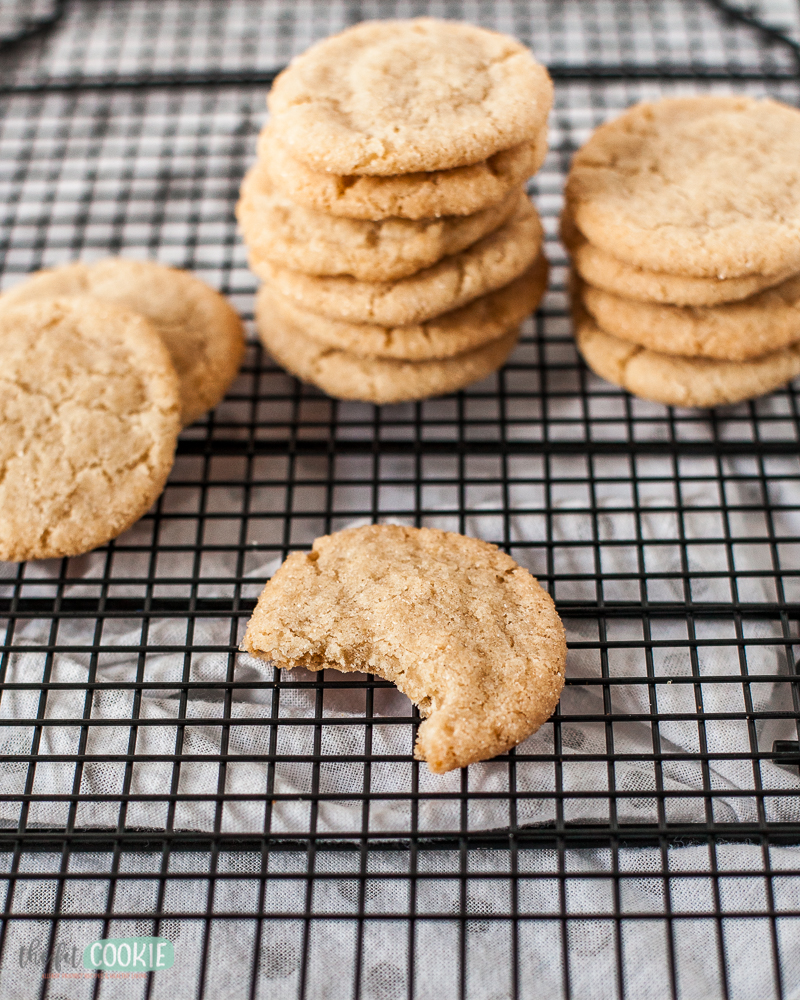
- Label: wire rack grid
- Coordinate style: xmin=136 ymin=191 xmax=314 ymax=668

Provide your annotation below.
xmin=0 ymin=2 xmax=800 ymax=999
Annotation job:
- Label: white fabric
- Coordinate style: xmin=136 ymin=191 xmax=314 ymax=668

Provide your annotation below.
xmin=1 ymin=454 xmax=799 ymax=998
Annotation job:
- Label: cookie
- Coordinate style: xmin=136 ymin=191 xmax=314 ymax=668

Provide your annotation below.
xmin=254 ymin=195 xmax=543 ymax=326
xmin=565 ymin=96 xmax=800 ymax=279
xmin=561 ymin=208 xmax=795 ymax=307
xmin=1 ymin=259 xmax=246 ymax=426
xmin=259 ymin=123 xmax=547 ymax=220
xmin=261 ymin=254 xmax=548 ymax=361
xmin=267 ymin=18 xmax=553 ymax=176
xmin=579 ymin=273 xmax=800 ymax=362
xmin=257 ymin=291 xmax=520 ymax=404
xmin=574 ymin=303 xmax=800 ymax=408
xmin=238 ymin=161 xmax=521 ymax=282
xmin=0 ymin=297 xmax=181 ymax=562
xmin=242 ymin=524 xmax=566 ymax=773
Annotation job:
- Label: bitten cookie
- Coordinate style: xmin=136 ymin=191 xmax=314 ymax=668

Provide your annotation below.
xmin=0 ymin=297 xmax=181 ymax=562
xmin=254 ymin=195 xmax=543 ymax=326
xmin=565 ymin=96 xmax=800 ymax=279
xmin=267 ymin=18 xmax=553 ymax=176
xmin=578 ymin=273 xmax=800 ymax=362
xmin=260 ymin=124 xmax=546 ymax=220
xmin=560 ymin=209 xmax=796 ymax=307
xmin=261 ymin=255 xmax=548 ymax=361
xmin=1 ymin=259 xmax=246 ymax=426
xmin=574 ymin=303 xmax=800 ymax=408
xmin=241 ymin=525 xmax=566 ymax=773
xmin=237 ymin=162 xmax=521 ymax=281
xmin=257 ymin=293 xmax=520 ymax=404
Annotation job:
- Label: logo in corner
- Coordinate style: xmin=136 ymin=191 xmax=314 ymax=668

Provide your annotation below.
xmin=83 ymin=937 xmax=174 ymax=974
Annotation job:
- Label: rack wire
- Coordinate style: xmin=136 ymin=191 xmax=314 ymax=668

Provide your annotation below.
xmin=0 ymin=2 xmax=799 ymax=998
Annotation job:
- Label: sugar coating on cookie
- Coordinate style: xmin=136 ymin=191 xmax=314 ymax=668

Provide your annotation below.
xmin=237 ymin=162 xmax=522 ymax=282
xmin=267 ymin=18 xmax=553 ymax=175
xmin=566 ymin=96 xmax=800 ymax=279
xmin=260 ymin=124 xmax=546 ymax=220
xmin=257 ymin=291 xmax=520 ymax=404
xmin=262 ymin=254 xmax=548 ymax=361
xmin=242 ymin=525 xmax=566 ymax=773
xmin=0 ymin=297 xmax=181 ymax=562
xmin=579 ymin=273 xmax=800 ymax=362
xmin=254 ymin=195 xmax=543 ymax=326
xmin=574 ymin=303 xmax=800 ymax=408
xmin=1 ymin=259 xmax=246 ymax=426
xmin=560 ymin=208 xmax=795 ymax=307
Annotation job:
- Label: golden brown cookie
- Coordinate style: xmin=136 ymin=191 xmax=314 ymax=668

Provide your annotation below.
xmin=256 ymin=291 xmax=520 ymax=404
xmin=242 ymin=524 xmax=566 ymax=773
xmin=260 ymin=254 xmax=548 ymax=361
xmin=0 ymin=297 xmax=181 ymax=562
xmin=578 ymin=273 xmax=800 ymax=362
xmin=259 ymin=123 xmax=547 ymax=220
xmin=267 ymin=18 xmax=553 ymax=175
xmin=574 ymin=303 xmax=800 ymax=407
xmin=560 ymin=208 xmax=795 ymax=306
xmin=1 ymin=259 xmax=246 ymax=426
xmin=237 ymin=161 xmax=521 ymax=281
xmin=254 ymin=195 xmax=543 ymax=326
xmin=565 ymin=96 xmax=800 ymax=279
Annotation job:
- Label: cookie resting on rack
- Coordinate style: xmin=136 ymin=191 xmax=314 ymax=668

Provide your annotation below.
xmin=241 ymin=524 xmax=566 ymax=773
xmin=0 ymin=297 xmax=181 ymax=562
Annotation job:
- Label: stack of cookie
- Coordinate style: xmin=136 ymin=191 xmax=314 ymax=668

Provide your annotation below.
xmin=0 ymin=259 xmax=245 ymax=562
xmin=238 ymin=18 xmax=553 ymax=404
xmin=564 ymin=96 xmax=800 ymax=408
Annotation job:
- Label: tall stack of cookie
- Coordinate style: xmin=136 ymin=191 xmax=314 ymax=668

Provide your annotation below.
xmin=564 ymin=96 xmax=800 ymax=409
xmin=238 ymin=18 xmax=553 ymax=404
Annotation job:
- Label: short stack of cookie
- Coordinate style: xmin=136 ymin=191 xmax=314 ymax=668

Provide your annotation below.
xmin=563 ymin=96 xmax=800 ymax=408
xmin=0 ymin=259 xmax=245 ymax=562
xmin=237 ymin=18 xmax=553 ymax=404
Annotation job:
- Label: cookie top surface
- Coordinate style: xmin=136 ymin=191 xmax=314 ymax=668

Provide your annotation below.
xmin=579 ymin=272 xmax=800 ymax=362
xmin=566 ymin=96 xmax=800 ymax=279
xmin=254 ymin=195 xmax=543 ymax=326
xmin=1 ymin=259 xmax=246 ymax=426
xmin=242 ymin=524 xmax=566 ymax=772
xmin=260 ymin=124 xmax=546 ymax=220
xmin=561 ymin=208 xmax=795 ymax=307
xmin=267 ymin=18 xmax=553 ymax=176
xmin=0 ymin=297 xmax=181 ymax=562
xmin=262 ymin=254 xmax=548 ymax=361
xmin=238 ymin=162 xmax=521 ymax=282
xmin=574 ymin=302 xmax=800 ymax=408
xmin=257 ymin=291 xmax=520 ymax=404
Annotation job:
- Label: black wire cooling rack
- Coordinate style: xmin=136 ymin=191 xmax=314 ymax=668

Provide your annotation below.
xmin=1 ymin=2 xmax=800 ymax=998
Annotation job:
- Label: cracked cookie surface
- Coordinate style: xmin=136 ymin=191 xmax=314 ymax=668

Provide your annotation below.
xmin=266 ymin=18 xmax=553 ymax=176
xmin=237 ymin=162 xmax=521 ymax=281
xmin=260 ymin=254 xmax=547 ymax=361
xmin=242 ymin=524 xmax=566 ymax=773
xmin=259 ymin=123 xmax=546 ymax=220
xmin=0 ymin=297 xmax=181 ymax=562
xmin=574 ymin=302 xmax=800 ymax=407
xmin=253 ymin=195 xmax=543 ymax=326
xmin=1 ymin=259 xmax=245 ymax=426
xmin=565 ymin=96 xmax=800 ymax=279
